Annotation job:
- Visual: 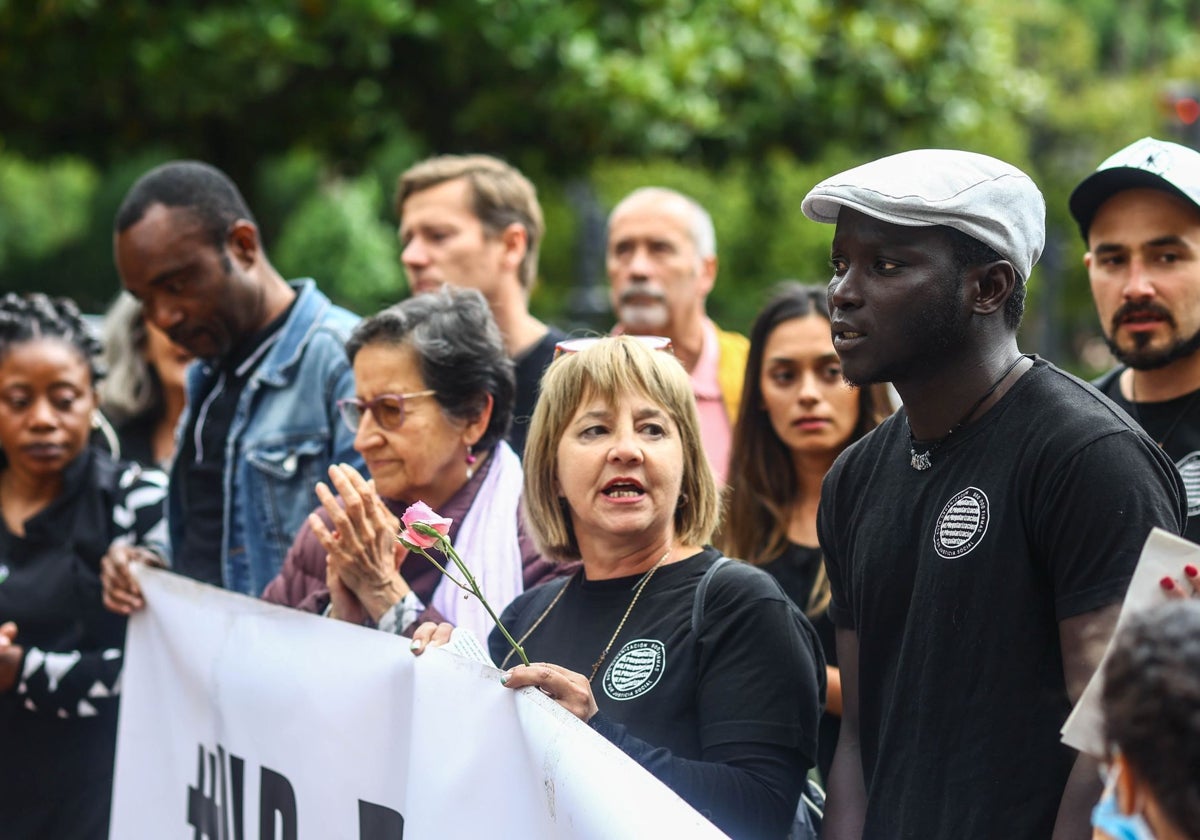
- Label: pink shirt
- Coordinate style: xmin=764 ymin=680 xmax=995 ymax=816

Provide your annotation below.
xmin=691 ymin=319 xmax=731 ymax=484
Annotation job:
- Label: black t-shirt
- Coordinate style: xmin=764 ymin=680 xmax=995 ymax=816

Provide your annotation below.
xmin=818 ymin=358 xmax=1185 ymax=839
xmin=174 ymin=307 xmax=291 ymax=586
xmin=508 ymin=326 xmax=565 ymax=458
xmin=1095 ymin=366 xmax=1200 ymax=542
xmin=490 ymin=548 xmax=824 ymax=839
xmin=760 ymin=542 xmax=839 ymax=783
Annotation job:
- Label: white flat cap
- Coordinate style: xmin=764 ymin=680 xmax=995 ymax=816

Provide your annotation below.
xmin=801 ymin=149 xmax=1046 ymax=283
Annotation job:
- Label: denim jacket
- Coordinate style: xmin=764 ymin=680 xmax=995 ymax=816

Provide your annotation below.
xmin=167 ymin=280 xmax=361 ymax=596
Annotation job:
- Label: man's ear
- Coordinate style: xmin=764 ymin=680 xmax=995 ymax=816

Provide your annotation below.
xmin=697 ymin=254 xmax=718 ymax=297
xmin=226 ymin=220 xmax=261 ymax=271
xmin=1083 ymin=251 xmax=1094 ymax=271
xmin=970 ymin=260 xmax=1018 ymax=317
xmin=499 ymin=223 xmax=528 ymax=277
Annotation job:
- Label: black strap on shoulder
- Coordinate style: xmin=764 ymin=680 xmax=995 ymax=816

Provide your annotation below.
xmin=1091 ymin=365 xmax=1124 ymax=393
xmin=690 ymin=556 xmax=733 ymax=633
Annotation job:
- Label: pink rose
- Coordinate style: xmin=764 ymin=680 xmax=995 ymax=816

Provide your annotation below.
xmin=399 ymin=501 xmax=453 ymax=549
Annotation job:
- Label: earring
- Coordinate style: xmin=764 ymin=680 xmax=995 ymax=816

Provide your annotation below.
xmin=465 ymin=444 xmax=478 ymax=480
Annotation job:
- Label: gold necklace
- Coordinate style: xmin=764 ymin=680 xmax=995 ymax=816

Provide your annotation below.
xmin=501 ymin=547 xmax=673 ymax=680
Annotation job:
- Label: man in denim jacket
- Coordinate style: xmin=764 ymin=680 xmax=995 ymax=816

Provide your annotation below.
xmin=113 ymin=161 xmax=361 ymax=596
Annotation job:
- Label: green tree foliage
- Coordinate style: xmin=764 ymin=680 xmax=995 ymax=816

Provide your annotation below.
xmin=2 ymin=0 xmax=1199 ymax=372
xmin=1 ymin=0 xmax=1028 ymax=171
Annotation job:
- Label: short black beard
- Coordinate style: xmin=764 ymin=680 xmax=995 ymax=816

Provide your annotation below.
xmin=1106 ymin=327 xmax=1200 ymax=371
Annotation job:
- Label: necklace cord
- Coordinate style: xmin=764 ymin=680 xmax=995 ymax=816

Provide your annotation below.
xmin=500 ymin=547 xmax=673 ymax=678
xmin=908 ymin=354 xmax=1029 ymax=470
xmin=1129 ymin=371 xmax=1200 ymax=451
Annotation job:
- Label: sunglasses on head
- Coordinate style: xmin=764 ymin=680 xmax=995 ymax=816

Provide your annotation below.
xmin=336 ymin=390 xmax=436 ymax=433
xmin=553 ymin=335 xmax=674 ymax=360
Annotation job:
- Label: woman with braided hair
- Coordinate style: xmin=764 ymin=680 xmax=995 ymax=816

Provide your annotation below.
xmin=0 ymin=293 xmax=168 ymax=839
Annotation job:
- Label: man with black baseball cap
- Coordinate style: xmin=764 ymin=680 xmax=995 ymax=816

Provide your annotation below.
xmin=804 ymin=149 xmax=1185 ymax=839
xmin=1071 ymin=137 xmax=1200 ymax=542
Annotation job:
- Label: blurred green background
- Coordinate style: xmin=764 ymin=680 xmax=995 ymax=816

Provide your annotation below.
xmin=3 ymin=0 xmax=1199 ymax=375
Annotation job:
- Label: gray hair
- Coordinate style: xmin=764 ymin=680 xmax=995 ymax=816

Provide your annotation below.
xmin=345 ymin=287 xmax=515 ymax=451
xmin=608 ymin=187 xmax=717 ymax=259
xmin=97 ymin=292 xmax=156 ymax=424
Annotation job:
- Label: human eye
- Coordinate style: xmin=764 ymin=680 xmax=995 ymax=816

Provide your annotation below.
xmin=820 ymin=363 xmax=843 ymax=382
xmin=874 ymin=258 xmax=902 ymax=273
xmin=769 ymin=366 xmax=795 ymax=386
xmin=0 ymin=391 xmax=30 ymax=411
xmin=374 ymin=396 xmax=405 ymax=427
xmin=610 ymin=239 xmax=635 ymax=259
xmin=50 ymin=390 xmax=81 ymax=412
xmin=578 ymin=424 xmax=609 ymax=440
xmin=639 ymin=421 xmax=668 ymax=438
xmin=829 ymin=257 xmax=848 ymax=276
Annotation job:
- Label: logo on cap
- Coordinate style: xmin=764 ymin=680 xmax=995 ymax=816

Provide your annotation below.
xmin=934 ymin=487 xmax=991 ymax=559
xmin=1138 ymin=146 xmax=1173 ymax=176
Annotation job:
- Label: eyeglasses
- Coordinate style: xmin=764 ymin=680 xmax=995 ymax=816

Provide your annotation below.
xmin=553 ymin=335 xmax=674 ymax=360
xmin=336 ymin=390 xmax=436 ymax=433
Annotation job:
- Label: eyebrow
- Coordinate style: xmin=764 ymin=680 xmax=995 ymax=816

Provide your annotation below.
xmin=575 ymin=406 xmax=668 ymax=422
xmin=1093 ymin=235 xmax=1191 ymax=254
xmin=148 ymin=265 xmax=191 ymax=289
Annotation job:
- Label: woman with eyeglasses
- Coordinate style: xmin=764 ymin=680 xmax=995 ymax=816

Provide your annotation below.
xmin=259 ymin=287 xmax=563 ymax=639
xmin=0 ymin=293 xmax=168 ymax=839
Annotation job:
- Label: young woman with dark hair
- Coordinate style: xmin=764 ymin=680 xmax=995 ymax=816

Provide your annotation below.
xmin=0 ymin=292 xmax=167 ymax=839
xmin=719 ymin=281 xmax=893 ymax=782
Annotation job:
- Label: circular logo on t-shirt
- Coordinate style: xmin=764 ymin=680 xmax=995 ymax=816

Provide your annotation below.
xmin=934 ymin=487 xmax=990 ymax=559
xmin=1175 ymin=451 xmax=1200 ymax=517
xmin=601 ymin=639 xmax=666 ymax=701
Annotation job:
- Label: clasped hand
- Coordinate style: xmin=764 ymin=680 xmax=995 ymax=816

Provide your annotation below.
xmin=309 ymin=463 xmax=410 ymax=624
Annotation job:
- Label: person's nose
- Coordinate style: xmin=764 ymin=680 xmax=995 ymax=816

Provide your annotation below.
xmin=401 ymin=236 xmax=428 ymax=268
xmin=1122 ymin=257 xmax=1155 ymax=302
xmin=828 ymin=269 xmax=862 ymax=313
xmin=607 ymin=424 xmax=644 ymax=464
xmin=143 ymin=296 xmax=185 ymax=332
xmin=797 ymin=371 xmax=822 ymax=407
xmin=626 ymin=247 xmax=656 ymax=281
xmin=26 ymin=395 xmax=59 ymax=430
xmin=353 ymin=409 xmax=385 ymax=452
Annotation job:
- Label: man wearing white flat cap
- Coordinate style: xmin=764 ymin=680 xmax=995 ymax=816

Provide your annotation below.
xmin=805 ymin=149 xmax=1185 ymax=839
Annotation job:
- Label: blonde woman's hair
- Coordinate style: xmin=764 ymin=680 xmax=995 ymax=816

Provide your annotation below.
xmin=522 ymin=336 xmax=720 ymax=562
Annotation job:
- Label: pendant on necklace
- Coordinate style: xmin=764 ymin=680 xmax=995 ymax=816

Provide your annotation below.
xmin=910 ymin=449 xmax=932 ymax=471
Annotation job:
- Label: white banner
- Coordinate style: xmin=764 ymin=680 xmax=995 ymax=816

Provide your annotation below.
xmin=110 ymin=568 xmax=724 ymax=839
